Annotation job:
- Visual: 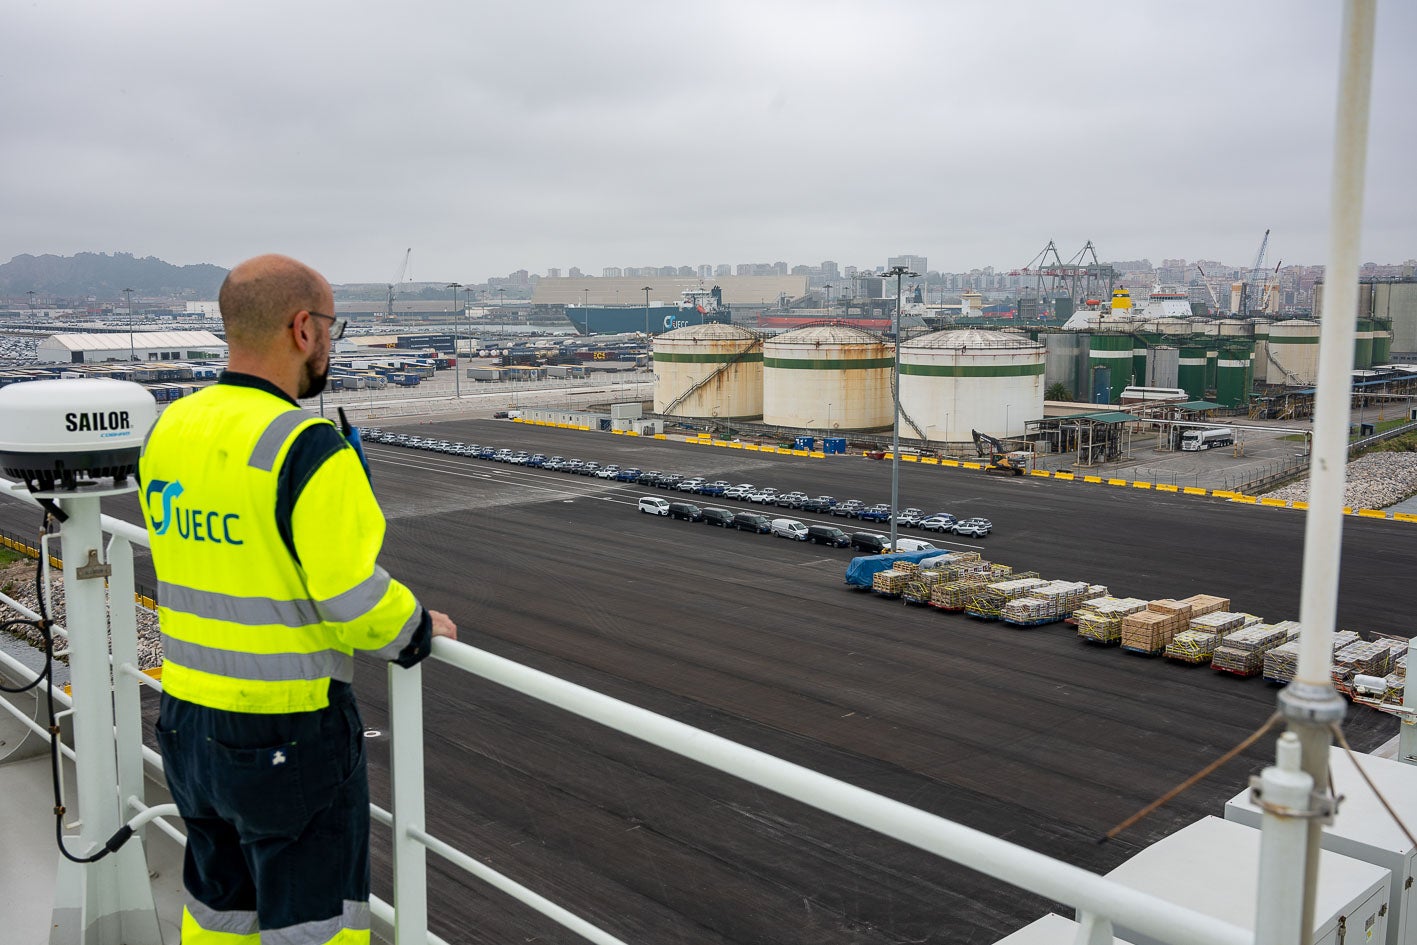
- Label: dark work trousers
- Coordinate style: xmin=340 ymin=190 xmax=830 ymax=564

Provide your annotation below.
xmin=156 ymin=681 xmax=371 ymax=944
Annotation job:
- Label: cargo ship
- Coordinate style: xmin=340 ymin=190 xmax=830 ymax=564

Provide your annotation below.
xmin=564 ymin=286 xmax=730 ymax=335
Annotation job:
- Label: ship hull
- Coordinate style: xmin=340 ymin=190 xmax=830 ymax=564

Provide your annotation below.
xmin=564 ymin=306 xmax=729 ymax=336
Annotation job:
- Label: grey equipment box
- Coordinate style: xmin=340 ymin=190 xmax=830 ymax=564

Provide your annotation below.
xmin=1106 ymin=816 xmax=1390 ymax=945
xmin=993 ymin=913 xmax=1136 ymax=945
xmin=1226 ymin=746 xmax=1416 ymax=945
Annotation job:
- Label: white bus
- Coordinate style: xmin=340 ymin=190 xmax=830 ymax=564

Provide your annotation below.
xmin=1180 ymin=426 xmax=1235 ymax=451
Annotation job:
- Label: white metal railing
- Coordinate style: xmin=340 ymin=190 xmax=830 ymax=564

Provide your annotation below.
xmin=0 ymin=474 xmax=1267 ymax=945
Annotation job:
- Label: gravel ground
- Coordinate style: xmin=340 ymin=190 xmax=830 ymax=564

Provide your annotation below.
xmin=0 ymin=558 xmax=162 ymax=670
xmin=1264 ymin=451 xmax=1417 ymax=508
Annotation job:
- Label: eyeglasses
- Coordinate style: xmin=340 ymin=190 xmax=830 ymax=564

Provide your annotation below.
xmin=305 ymin=310 xmax=347 ymax=340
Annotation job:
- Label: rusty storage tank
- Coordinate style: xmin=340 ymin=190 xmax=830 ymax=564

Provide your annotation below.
xmin=653 ymin=323 xmax=763 ymax=418
xmin=900 ymin=328 xmax=1045 ymax=440
xmin=761 ymin=324 xmax=892 ymax=430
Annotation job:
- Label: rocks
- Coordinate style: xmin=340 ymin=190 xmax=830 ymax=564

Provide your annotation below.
xmin=1264 ymin=451 xmax=1417 ymax=509
xmin=0 ymin=560 xmax=163 ymax=670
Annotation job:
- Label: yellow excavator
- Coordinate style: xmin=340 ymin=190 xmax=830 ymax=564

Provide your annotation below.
xmin=971 ymin=429 xmax=1028 ymax=476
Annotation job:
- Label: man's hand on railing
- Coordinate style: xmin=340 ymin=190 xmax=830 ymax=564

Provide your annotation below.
xmin=430 ymin=609 xmax=458 ymax=642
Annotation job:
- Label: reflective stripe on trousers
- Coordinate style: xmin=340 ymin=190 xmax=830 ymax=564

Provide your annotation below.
xmin=182 ymin=900 xmax=370 ymax=945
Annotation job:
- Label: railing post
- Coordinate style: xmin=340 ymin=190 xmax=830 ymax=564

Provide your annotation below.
xmin=106 ymin=535 xmax=147 ymax=839
xmin=388 ymin=660 xmax=428 ymax=944
xmin=1073 ymin=909 xmax=1114 ymax=945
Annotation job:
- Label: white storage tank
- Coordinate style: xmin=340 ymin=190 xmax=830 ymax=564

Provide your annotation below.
xmin=652 ymin=323 xmax=763 ymax=418
xmin=899 ymin=328 xmax=1045 ymax=440
xmin=1267 ymin=319 xmax=1322 ymax=386
xmin=761 ymin=325 xmax=892 ymax=430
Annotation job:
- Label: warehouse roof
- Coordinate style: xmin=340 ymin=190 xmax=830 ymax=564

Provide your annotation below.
xmin=1063 ymin=411 xmax=1137 ymax=424
xmin=41 ymin=330 xmax=225 ymax=351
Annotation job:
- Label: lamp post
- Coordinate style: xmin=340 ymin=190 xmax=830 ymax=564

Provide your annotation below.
xmin=447 ymin=283 xmax=462 ymax=400
xmin=123 ymin=288 xmax=135 ymax=361
xmin=642 ymin=286 xmax=652 ymax=336
xmin=880 ymin=265 xmax=919 ymax=550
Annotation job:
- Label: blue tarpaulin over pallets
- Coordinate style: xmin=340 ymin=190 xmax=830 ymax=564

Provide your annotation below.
xmin=844 ymin=550 xmax=965 ymax=588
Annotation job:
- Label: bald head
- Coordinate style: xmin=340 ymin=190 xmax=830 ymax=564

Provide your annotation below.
xmin=219 ymin=254 xmax=331 ymax=353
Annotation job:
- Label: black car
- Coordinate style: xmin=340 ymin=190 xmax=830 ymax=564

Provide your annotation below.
xmin=657 ymin=474 xmax=683 ymax=489
xmin=832 ymin=499 xmax=865 ymax=517
xmin=801 ymin=496 xmax=836 ymax=513
xmin=806 ymin=524 xmax=851 ymax=547
xmin=667 ymin=501 xmax=703 ymax=522
xmin=637 ymin=470 xmax=663 ymax=485
xmin=849 ymin=532 xmax=891 ymax=554
xmin=701 ymin=507 xmax=735 ymax=527
xmin=731 ymin=511 xmax=772 ymax=533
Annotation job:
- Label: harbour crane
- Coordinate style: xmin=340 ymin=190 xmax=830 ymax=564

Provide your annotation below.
xmin=387 ymin=247 xmax=412 ymax=318
xmin=1238 ymin=229 xmax=1271 ymax=316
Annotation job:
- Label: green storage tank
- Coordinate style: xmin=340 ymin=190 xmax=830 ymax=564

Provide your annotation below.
xmin=1205 ymin=348 xmax=1219 ymax=395
xmin=1087 ymin=333 xmax=1133 ymax=404
xmin=1178 ymin=345 xmax=1208 ymax=400
xmin=1372 ymin=320 xmax=1392 ymax=365
xmin=1354 ymin=319 xmax=1374 ymax=369
xmin=1216 ymin=343 xmax=1255 ymax=408
xmin=1132 ymin=344 xmax=1149 ymax=391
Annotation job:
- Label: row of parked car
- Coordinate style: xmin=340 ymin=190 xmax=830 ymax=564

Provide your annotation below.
xmin=365 ymin=427 xmax=994 ymax=537
xmin=635 ymin=497 xmax=916 ymax=553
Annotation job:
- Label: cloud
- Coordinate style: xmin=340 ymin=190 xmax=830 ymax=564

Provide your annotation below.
xmin=1 ymin=0 xmax=1411 ymax=283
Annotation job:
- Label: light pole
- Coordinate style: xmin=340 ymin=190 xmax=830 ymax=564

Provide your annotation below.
xmin=642 ymin=285 xmax=652 ymax=336
xmin=447 ymin=283 xmax=462 ymax=400
xmin=880 ymin=265 xmax=919 ymax=550
xmin=123 ymin=288 xmax=135 ymax=361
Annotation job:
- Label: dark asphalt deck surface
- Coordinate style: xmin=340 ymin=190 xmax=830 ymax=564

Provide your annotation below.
xmin=3 ymin=418 xmax=1409 ymax=944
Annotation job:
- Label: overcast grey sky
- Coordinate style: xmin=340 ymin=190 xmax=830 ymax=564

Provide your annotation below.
xmin=3 ymin=1 xmax=1413 ymax=283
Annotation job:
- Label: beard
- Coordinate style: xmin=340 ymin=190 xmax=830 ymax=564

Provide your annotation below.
xmin=298 ymin=351 xmax=330 ymax=399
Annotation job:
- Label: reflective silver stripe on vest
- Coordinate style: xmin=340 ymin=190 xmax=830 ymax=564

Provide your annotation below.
xmin=373 ymin=603 xmax=424 ymax=660
xmin=163 ymin=635 xmax=354 ymax=684
xmin=185 ymin=894 xmax=259 ymax=935
xmin=248 ymin=408 xmax=315 ymax=471
xmin=160 ymin=582 xmax=323 ymax=628
xmin=317 ymin=567 xmax=392 ymax=623
xmin=262 ymin=900 xmax=371 ymax=945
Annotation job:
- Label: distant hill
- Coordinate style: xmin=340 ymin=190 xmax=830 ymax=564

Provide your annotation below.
xmin=0 ymin=252 xmax=228 ymax=300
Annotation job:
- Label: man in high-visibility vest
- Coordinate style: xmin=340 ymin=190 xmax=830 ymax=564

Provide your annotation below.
xmin=140 ymin=254 xmax=457 ymax=945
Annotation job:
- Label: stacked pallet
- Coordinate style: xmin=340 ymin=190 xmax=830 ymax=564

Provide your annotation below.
xmin=1212 ymin=623 xmax=1290 ymax=676
xmin=1165 ymin=629 xmax=1223 ymax=665
xmin=1178 ymin=593 xmax=1230 ymax=617
xmin=1190 ymin=611 xmax=1248 ymax=637
xmin=1121 ymin=600 xmax=1193 ymax=655
xmin=1001 ymin=581 xmax=1099 ymax=627
xmin=902 ymin=569 xmax=949 ymax=605
xmin=964 ymin=577 xmax=1048 ymax=621
xmin=1075 ymin=598 xmax=1148 ymax=644
xmin=872 ymin=569 xmax=910 ymax=598
xmin=1262 ymin=640 xmax=1303 ymax=684
xmin=930 ymin=575 xmax=991 ymax=611
xmin=1335 ymin=640 xmax=1393 ymax=678
xmin=1272 ymin=620 xmax=1305 ymax=641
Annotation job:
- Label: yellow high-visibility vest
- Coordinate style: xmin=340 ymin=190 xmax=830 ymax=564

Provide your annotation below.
xmin=140 ymin=382 xmax=421 ymax=713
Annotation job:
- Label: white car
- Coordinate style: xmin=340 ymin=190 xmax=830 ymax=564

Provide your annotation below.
xmin=596 ymin=464 xmax=621 ymax=479
xmin=749 ymin=487 xmax=779 ymax=504
xmin=724 ymin=485 xmax=753 ymax=500
xmin=637 ymin=497 xmax=670 ymax=516
xmin=892 ymin=537 xmax=938 ymax=552
xmin=770 ymin=518 xmax=808 ymax=540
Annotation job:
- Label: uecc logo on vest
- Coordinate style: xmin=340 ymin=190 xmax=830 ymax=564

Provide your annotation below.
xmin=145 ymin=479 xmax=243 ymax=545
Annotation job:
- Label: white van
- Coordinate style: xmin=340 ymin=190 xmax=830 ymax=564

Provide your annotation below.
xmin=637 ymin=496 xmax=671 ymax=516
xmin=770 ymin=518 xmax=809 ymax=540
xmin=892 ymin=537 xmax=938 ymax=552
